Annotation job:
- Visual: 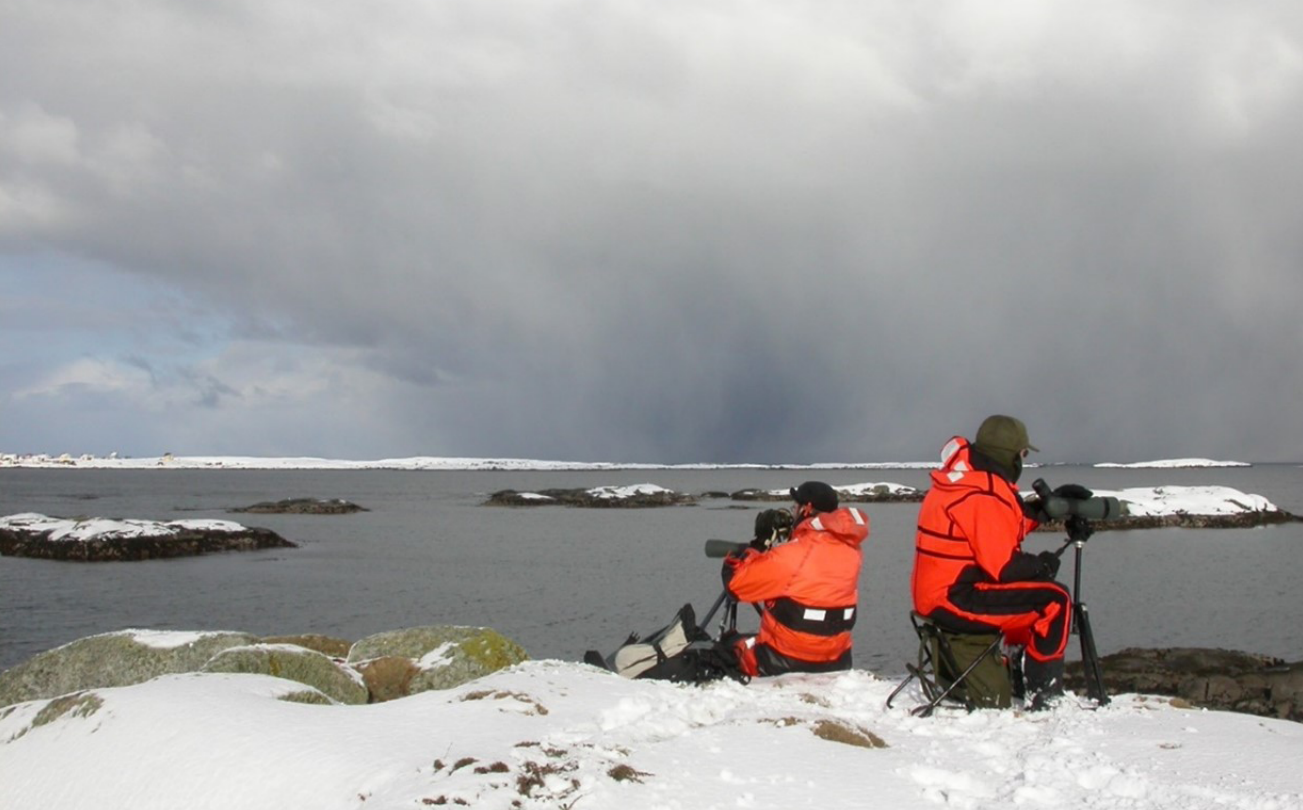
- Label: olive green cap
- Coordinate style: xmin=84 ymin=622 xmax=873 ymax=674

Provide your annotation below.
xmin=974 ymin=415 xmax=1039 ymax=457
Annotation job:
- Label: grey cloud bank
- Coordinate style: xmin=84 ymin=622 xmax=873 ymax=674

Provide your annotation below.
xmin=2 ymin=2 xmax=1301 ymax=464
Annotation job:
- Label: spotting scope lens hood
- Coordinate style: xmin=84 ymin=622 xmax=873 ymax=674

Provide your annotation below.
xmin=704 ymin=539 xmax=751 ymax=558
xmin=1031 ymin=478 xmax=1125 ymax=521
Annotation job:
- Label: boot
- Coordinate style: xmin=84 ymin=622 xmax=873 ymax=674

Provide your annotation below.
xmin=1023 ymin=656 xmax=1065 ymax=711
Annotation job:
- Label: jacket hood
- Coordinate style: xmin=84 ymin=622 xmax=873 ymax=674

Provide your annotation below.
xmin=929 ymin=436 xmax=977 ymax=489
xmin=802 ymin=506 xmax=869 ymax=548
xmin=930 ymin=435 xmax=1022 ymax=493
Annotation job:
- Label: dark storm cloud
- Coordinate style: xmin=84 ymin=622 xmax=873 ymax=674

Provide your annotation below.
xmin=1 ymin=1 xmax=1301 ymax=462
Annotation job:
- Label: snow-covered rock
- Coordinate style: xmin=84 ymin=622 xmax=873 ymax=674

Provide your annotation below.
xmin=201 ymin=644 xmax=369 ymax=705
xmin=0 ymin=630 xmax=259 ymax=707
xmin=346 ymin=626 xmax=531 ymax=696
xmin=0 ymin=513 xmax=297 ymax=561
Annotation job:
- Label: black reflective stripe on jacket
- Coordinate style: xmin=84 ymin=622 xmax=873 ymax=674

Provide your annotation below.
xmin=768 ymin=597 xmax=857 ymax=637
xmin=754 ymin=644 xmax=852 ymax=676
xmin=915 ymin=524 xmax=977 ymax=562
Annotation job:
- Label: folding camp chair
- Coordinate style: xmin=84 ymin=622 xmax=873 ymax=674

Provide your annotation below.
xmin=886 ymin=612 xmax=1009 ymax=717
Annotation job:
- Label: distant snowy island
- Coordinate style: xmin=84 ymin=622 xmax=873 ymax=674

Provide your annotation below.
xmin=1094 ymin=458 xmax=1252 ymax=469
xmin=0 ymin=452 xmax=1256 ymax=470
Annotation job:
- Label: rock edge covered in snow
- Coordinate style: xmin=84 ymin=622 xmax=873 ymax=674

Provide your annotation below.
xmin=0 ymin=513 xmax=296 ymax=561
xmin=0 ymin=626 xmax=529 ymax=708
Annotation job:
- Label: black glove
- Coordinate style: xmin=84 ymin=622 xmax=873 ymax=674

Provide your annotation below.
xmin=753 ymin=508 xmax=793 ymax=549
xmin=1021 ymin=497 xmax=1050 ymax=523
xmin=1053 ymin=484 xmax=1094 ymax=500
xmin=1037 ymin=550 xmax=1062 ymax=579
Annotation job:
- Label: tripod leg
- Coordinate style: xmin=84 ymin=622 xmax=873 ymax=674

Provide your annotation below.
xmin=1075 ymin=602 xmax=1110 ymax=706
xmin=700 ymin=589 xmax=730 ymax=629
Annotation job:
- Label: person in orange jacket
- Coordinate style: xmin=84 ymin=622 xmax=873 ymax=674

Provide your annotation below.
xmin=912 ymin=414 xmax=1072 ymax=708
xmin=722 ymin=481 xmax=869 ymax=677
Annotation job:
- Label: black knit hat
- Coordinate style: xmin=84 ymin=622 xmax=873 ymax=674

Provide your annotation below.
xmin=790 ymin=481 xmax=839 ymax=513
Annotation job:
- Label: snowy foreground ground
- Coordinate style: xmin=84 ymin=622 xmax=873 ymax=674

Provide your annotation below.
xmin=2 ymin=660 xmax=1300 ymax=810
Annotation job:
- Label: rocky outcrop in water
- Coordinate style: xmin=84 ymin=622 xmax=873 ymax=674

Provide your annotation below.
xmin=0 ymin=524 xmax=295 ymax=561
xmin=230 ymin=498 xmax=368 ymax=514
xmin=0 ymin=626 xmax=530 ymax=708
xmin=485 ymin=486 xmax=697 ymax=508
xmin=728 ymin=484 xmax=923 ymax=503
xmin=1034 ymin=511 xmax=1299 ymax=532
xmin=1066 ymin=647 xmax=1303 ymax=722
xmin=485 ymin=483 xmax=923 ymax=507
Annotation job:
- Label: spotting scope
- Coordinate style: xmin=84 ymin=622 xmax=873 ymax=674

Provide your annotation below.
xmin=704 ymin=539 xmax=751 ymax=558
xmin=1031 ymin=479 xmax=1125 ymax=521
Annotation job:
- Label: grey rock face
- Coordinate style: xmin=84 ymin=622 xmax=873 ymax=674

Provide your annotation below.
xmin=2 ymin=625 xmax=532 ymax=708
xmin=1067 ymin=647 xmax=1303 ymax=722
xmin=348 ymin=626 xmax=530 ymax=696
xmin=201 ymin=644 xmax=368 ymax=705
xmin=0 ymin=631 xmax=258 ymax=707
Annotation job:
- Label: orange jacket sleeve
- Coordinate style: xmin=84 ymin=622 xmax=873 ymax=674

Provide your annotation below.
xmin=725 ymin=543 xmax=807 ymax=604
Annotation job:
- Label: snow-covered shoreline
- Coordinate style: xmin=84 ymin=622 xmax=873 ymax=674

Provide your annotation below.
xmin=0 ymin=453 xmax=1262 ymax=471
xmin=0 ymin=452 xmax=938 ymax=471
xmin=1 ymin=659 xmax=1300 ymax=810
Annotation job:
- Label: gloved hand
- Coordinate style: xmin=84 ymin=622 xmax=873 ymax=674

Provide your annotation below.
xmin=753 ymin=508 xmax=794 ymax=550
xmin=1037 ymin=550 xmax=1062 ymax=579
xmin=1053 ymin=484 xmax=1094 ymax=500
xmin=1021 ymin=497 xmax=1050 ymax=523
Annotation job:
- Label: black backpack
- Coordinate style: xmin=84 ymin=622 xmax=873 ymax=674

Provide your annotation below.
xmin=584 ymin=603 xmax=747 ymax=684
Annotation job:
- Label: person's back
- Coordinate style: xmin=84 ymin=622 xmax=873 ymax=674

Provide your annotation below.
xmin=724 ymin=481 xmax=868 ymax=677
xmin=913 ymin=435 xmax=1032 ymax=616
xmin=910 ymin=415 xmax=1072 ymax=708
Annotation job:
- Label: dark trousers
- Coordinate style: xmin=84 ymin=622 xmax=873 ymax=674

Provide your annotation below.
xmin=932 ymin=579 xmax=1071 ymax=662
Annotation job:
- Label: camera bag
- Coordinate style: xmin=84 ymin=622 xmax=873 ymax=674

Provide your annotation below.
xmin=584 ymin=603 xmax=745 ymax=684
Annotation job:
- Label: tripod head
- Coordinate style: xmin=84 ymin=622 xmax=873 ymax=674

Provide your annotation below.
xmin=1065 ymin=514 xmax=1094 ymax=544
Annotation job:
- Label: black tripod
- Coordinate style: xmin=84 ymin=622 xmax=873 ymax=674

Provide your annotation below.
xmin=701 ymin=588 xmax=739 ymax=640
xmin=1058 ymin=516 xmax=1110 ymax=705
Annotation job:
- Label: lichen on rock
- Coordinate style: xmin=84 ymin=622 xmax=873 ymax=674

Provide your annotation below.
xmin=201 ymin=644 xmax=368 ymax=705
xmin=348 ymin=626 xmax=529 ymax=697
xmin=0 ymin=630 xmax=258 ymax=708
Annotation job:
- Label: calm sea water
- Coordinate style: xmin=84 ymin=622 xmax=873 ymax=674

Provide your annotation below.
xmin=2 ymin=465 xmax=1301 ymax=674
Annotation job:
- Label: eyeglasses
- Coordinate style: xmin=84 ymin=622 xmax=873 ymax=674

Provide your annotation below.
xmin=1019 ymin=448 xmax=1031 ymax=459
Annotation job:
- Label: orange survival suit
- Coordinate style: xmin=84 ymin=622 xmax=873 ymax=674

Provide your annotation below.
xmin=912 ymin=436 xmax=1071 ymax=663
xmin=723 ymin=506 xmax=869 ymax=677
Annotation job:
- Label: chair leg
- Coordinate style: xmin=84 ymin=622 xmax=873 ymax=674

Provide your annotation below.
xmin=885 ymin=669 xmax=916 ymax=709
xmin=888 ymin=613 xmax=1007 ymax=717
xmin=912 ymin=634 xmax=1003 ymax=717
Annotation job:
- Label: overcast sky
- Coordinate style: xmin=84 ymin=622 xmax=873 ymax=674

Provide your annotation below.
xmin=2 ymin=1 xmax=1301 ymax=464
